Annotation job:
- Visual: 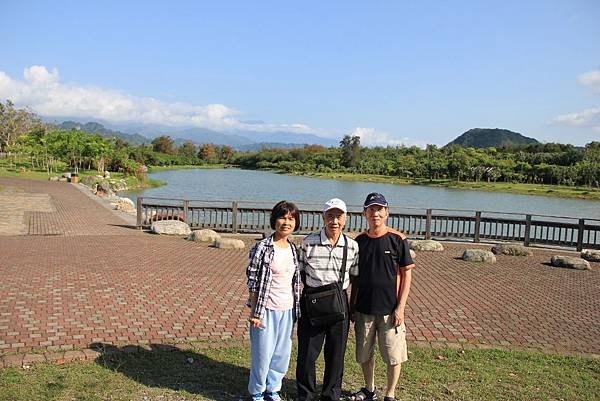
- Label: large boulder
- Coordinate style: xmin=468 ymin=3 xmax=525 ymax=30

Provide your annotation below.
xmin=410 ymin=240 xmax=444 ymax=252
xmin=80 ymin=175 xmax=98 ymax=187
xmin=111 ymin=197 xmax=136 ymax=213
xmin=462 ymin=249 xmax=496 ymax=263
xmin=491 ymin=243 xmax=532 ymax=256
xmin=151 ymin=220 xmax=192 ymax=236
xmin=108 ymin=179 xmax=128 ymax=192
xmin=188 ymin=229 xmax=221 ymax=243
xmin=551 ymin=255 xmax=591 ymax=271
xmin=214 ymin=238 xmax=245 ymax=249
xmin=581 ymin=249 xmax=600 ymax=263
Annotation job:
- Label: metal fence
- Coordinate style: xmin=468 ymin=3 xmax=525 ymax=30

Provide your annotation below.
xmin=136 ymin=197 xmax=600 ymax=251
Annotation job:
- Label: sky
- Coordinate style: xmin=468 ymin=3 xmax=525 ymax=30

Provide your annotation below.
xmin=1 ymin=0 xmax=599 ymax=147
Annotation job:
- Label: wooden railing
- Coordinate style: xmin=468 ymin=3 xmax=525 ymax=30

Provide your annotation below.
xmin=136 ymin=197 xmax=600 ymax=251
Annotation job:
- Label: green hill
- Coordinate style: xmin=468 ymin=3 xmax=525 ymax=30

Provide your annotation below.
xmin=447 ymin=128 xmax=539 ymax=148
xmin=56 ymin=121 xmax=150 ymax=145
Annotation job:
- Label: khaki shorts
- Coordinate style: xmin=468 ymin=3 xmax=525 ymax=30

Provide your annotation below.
xmin=354 ymin=312 xmax=408 ymax=365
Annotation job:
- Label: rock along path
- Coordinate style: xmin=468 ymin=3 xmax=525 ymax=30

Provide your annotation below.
xmin=0 ymin=176 xmax=599 ymax=368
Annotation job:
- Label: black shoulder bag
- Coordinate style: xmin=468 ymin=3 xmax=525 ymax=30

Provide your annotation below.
xmin=303 ymin=235 xmax=348 ymax=326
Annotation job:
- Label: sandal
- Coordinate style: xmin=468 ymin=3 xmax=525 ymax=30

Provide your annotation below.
xmin=347 ymin=387 xmax=377 ymax=401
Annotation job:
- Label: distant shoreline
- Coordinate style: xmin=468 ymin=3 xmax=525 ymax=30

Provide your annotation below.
xmin=145 ymin=165 xmax=600 ymax=200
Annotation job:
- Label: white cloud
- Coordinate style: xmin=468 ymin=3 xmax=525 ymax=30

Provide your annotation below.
xmin=553 ymin=106 xmax=600 ymax=129
xmin=0 ymin=65 xmax=316 ymax=134
xmin=578 ymin=69 xmax=600 ymax=93
xmin=0 ymin=65 xmax=430 ymax=143
xmin=23 ymin=65 xmax=60 ymax=85
xmin=551 ymin=69 xmax=600 ymax=131
xmin=349 ymin=127 xmax=425 ymax=148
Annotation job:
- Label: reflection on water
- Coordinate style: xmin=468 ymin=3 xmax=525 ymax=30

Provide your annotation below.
xmin=120 ymin=169 xmax=600 ymax=220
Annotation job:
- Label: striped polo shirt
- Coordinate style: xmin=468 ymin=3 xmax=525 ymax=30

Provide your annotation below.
xmin=299 ymin=229 xmax=359 ymax=289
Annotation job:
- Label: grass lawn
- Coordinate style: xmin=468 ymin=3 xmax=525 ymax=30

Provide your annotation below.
xmin=0 ymin=159 xmax=163 ymax=190
xmin=1 ymin=343 xmax=598 ymax=401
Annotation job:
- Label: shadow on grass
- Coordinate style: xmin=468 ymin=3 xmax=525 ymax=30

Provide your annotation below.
xmin=90 ymin=342 xmax=297 ymax=401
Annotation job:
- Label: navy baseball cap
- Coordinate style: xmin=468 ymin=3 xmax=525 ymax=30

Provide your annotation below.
xmin=363 ymin=192 xmax=388 ymax=209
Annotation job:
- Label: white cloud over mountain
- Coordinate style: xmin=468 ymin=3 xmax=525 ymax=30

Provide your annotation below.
xmin=552 ymin=69 xmax=600 ymax=131
xmin=0 ymin=66 xmax=318 ymax=135
xmin=0 ymin=66 xmax=242 ymax=129
xmin=350 ymin=127 xmax=425 ymax=147
xmin=0 ymin=65 xmax=420 ymax=145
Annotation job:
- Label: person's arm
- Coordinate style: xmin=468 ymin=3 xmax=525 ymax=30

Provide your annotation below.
xmin=248 ymin=291 xmax=262 ymax=328
xmin=349 ymin=275 xmax=359 ymax=322
xmin=246 ymin=244 xmax=264 ymax=328
xmin=298 ymin=239 xmax=309 ymax=285
xmin=246 ymin=244 xmax=261 ymax=292
xmin=348 ymin=242 xmax=360 ymax=321
xmin=394 ymin=268 xmax=412 ymax=326
xmin=394 ymin=237 xmax=415 ymax=326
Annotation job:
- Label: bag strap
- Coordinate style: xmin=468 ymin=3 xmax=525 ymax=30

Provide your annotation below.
xmin=339 ymin=234 xmax=348 ymax=286
xmin=301 ymin=233 xmax=349 ymax=287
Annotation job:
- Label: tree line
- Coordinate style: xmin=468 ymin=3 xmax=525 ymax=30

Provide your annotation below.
xmin=0 ymin=100 xmax=237 ymax=178
xmin=238 ymin=137 xmax=600 ymax=187
xmin=1 ymin=100 xmax=598 ymax=187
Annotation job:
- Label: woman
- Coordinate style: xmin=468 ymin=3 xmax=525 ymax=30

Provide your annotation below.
xmin=246 ymin=200 xmax=301 ymax=401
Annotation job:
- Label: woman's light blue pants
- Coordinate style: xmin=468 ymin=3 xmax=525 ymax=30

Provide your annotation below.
xmin=248 ymin=308 xmax=294 ymax=395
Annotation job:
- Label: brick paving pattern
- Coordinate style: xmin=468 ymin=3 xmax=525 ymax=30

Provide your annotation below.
xmin=1 ymin=176 xmax=599 ymax=368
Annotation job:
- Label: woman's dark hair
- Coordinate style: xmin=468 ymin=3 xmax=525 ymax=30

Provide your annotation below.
xmin=270 ymin=200 xmax=301 ymax=231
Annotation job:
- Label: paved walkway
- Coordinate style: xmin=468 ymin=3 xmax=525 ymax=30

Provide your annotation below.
xmin=0 ymin=177 xmax=599 ymax=368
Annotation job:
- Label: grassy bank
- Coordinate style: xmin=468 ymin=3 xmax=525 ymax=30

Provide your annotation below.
xmin=0 ymin=161 xmax=228 ymax=190
xmin=0 ymin=159 xmax=164 ymax=190
xmin=295 ymin=171 xmax=600 ymax=201
xmin=1 ymin=342 xmax=598 ymax=401
xmin=0 ymin=167 xmax=164 ymax=190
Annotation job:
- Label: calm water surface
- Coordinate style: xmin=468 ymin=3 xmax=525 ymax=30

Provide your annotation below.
xmin=120 ymin=169 xmax=600 ymax=220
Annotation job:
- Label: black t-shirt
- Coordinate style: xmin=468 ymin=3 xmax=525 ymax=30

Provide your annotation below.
xmin=354 ymin=229 xmax=414 ymax=315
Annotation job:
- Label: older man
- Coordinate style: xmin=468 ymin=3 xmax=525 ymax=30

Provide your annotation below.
xmin=296 ymin=198 xmax=360 ymax=401
xmin=349 ymin=193 xmax=415 ymax=401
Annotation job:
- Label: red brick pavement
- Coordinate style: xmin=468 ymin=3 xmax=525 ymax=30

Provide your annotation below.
xmin=1 ymin=177 xmax=599 ymax=367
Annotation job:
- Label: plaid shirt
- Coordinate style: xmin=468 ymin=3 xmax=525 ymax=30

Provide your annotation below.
xmin=246 ymin=235 xmax=301 ymax=320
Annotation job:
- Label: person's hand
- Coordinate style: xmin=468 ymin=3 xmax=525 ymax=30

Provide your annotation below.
xmin=393 ymin=307 xmax=404 ymax=327
xmin=248 ymin=316 xmax=263 ymax=329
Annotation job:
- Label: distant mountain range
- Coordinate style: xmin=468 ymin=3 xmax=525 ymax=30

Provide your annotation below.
xmin=49 ymin=119 xmax=339 ymax=149
xmin=447 ymin=128 xmax=539 ymax=148
xmin=49 ymin=119 xmax=540 ymax=151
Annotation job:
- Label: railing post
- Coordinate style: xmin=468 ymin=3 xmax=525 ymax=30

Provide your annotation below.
xmin=474 ymin=211 xmax=481 ymax=243
xmin=183 ymin=200 xmax=189 ymax=224
xmin=576 ymin=218 xmax=585 ymax=252
xmin=232 ymin=201 xmax=238 ymax=233
xmin=524 ymin=214 xmax=532 ymax=247
xmin=425 ymin=209 xmax=432 ymax=239
xmin=136 ymin=197 xmax=143 ymax=229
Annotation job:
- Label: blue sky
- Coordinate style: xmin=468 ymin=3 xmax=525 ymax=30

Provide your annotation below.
xmin=1 ymin=0 xmax=599 ymax=146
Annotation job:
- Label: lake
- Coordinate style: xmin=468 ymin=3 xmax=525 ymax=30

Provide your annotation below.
xmin=120 ymin=168 xmax=600 ymax=220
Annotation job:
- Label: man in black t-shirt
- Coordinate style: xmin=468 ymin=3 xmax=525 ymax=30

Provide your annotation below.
xmin=349 ymin=193 xmax=415 ymax=401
